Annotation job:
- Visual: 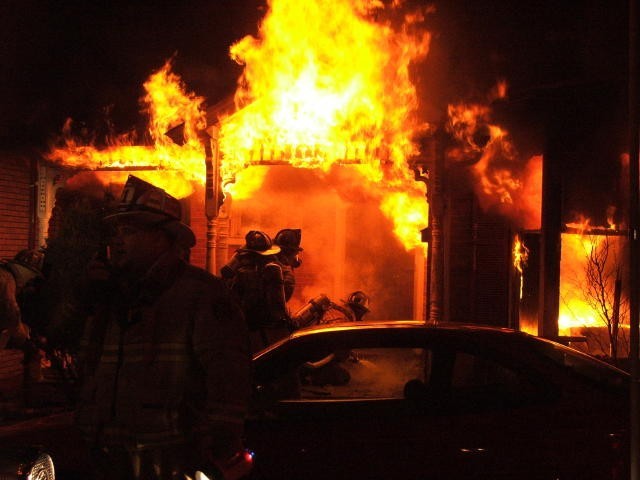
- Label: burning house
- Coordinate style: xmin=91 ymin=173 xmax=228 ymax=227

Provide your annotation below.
xmin=0 ymin=0 xmax=630 ymax=362
xmin=36 ymin=1 xmax=433 ymax=325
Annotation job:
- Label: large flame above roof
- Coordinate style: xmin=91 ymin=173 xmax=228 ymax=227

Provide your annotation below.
xmin=46 ymin=62 xmax=207 ymax=199
xmin=47 ymin=0 xmax=432 ymax=250
xmin=219 ymin=0 xmax=432 ymax=249
xmin=221 ymin=0 xmax=430 ymax=172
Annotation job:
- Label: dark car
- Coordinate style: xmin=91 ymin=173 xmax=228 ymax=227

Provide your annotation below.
xmin=0 ymin=321 xmax=630 ymax=480
xmin=245 ymin=321 xmax=629 ymax=480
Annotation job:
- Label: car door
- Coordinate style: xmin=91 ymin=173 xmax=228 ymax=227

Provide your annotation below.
xmin=245 ymin=327 xmax=618 ymax=480
xmin=423 ymin=336 xmax=625 ymax=479
xmin=245 ymin=329 xmax=457 ymax=480
xmin=425 ymin=344 xmax=558 ymax=478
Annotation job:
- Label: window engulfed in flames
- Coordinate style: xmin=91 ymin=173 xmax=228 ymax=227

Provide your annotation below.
xmin=559 ymin=220 xmax=628 ymax=349
xmin=514 ymin=218 xmax=629 ymax=358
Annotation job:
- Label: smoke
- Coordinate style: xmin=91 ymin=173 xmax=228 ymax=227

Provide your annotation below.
xmin=231 ymin=165 xmax=416 ymax=320
xmin=339 ymin=347 xmax=426 ymax=398
xmin=470 ymin=153 xmax=542 ymax=230
xmin=60 ymin=171 xmax=120 ymax=203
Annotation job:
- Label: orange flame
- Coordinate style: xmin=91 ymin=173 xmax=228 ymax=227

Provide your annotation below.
xmin=560 ymin=229 xmax=603 ymax=333
xmin=446 ymin=85 xmax=541 ymax=230
xmin=47 ymin=60 xmax=206 ymax=198
xmin=559 ymin=217 xmax=628 ymax=335
xmin=47 ymin=1 xmax=432 ymax=250
xmin=606 ymin=206 xmax=617 ymax=230
xmin=219 ymin=0 xmax=432 ymax=250
xmin=512 ymin=234 xmax=529 ymax=300
xmin=446 ymin=97 xmax=520 ymax=205
xmin=490 ymin=79 xmax=508 ymax=101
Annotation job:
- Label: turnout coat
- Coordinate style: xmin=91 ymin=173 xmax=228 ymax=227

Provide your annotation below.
xmin=75 ymin=251 xmax=251 ymax=459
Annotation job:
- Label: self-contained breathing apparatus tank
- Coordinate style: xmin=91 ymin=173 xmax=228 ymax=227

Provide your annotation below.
xmin=290 ymin=294 xmax=332 ymax=329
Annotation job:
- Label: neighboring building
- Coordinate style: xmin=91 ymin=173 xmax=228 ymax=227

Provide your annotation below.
xmin=0 ymin=151 xmax=39 ymax=259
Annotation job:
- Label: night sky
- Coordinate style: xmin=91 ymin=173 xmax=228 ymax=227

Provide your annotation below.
xmin=1 ymin=0 xmax=630 ymax=186
xmin=1 ymin=0 xmax=265 ymax=148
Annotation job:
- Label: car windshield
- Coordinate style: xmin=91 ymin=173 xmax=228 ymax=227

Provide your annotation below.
xmin=532 ymin=338 xmax=628 ymax=390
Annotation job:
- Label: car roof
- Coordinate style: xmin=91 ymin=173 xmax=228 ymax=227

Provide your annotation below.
xmin=253 ymin=320 xmax=530 ymax=358
xmin=253 ymin=320 xmax=630 ymax=383
xmin=290 ymin=320 xmax=523 ymax=337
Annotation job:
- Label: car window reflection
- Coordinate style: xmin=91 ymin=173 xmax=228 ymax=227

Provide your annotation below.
xmin=254 ymin=330 xmax=558 ymax=411
xmin=448 ymin=351 xmax=549 ymax=409
xmin=532 ymin=339 xmax=628 ymax=390
xmin=298 ymin=348 xmax=428 ymax=399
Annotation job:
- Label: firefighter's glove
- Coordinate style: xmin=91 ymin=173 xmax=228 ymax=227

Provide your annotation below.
xmin=195 ymin=452 xmax=253 ymax=480
xmin=196 ymin=444 xmax=253 ymax=480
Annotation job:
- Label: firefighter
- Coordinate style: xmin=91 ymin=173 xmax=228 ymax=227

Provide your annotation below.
xmin=273 ymin=228 xmax=303 ymax=302
xmin=343 ymin=290 xmax=370 ymax=321
xmin=289 ymin=290 xmax=371 ymax=329
xmin=221 ymin=230 xmax=290 ymax=351
xmin=0 ymin=248 xmax=46 ymax=381
xmin=221 ymin=230 xmax=291 ymax=353
xmin=308 ymin=290 xmax=371 ymax=325
xmin=75 ymin=175 xmax=252 ymax=480
xmin=302 ymin=291 xmax=371 ymax=387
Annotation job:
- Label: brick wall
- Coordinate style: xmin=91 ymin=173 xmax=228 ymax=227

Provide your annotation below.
xmin=0 ymin=154 xmax=35 ymax=259
xmin=188 ymin=188 xmax=207 ymax=270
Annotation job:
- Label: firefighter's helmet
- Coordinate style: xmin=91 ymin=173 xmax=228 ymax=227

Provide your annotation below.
xmin=239 ymin=230 xmax=281 ymax=256
xmin=3 ymin=249 xmax=45 ymax=290
xmin=12 ymin=249 xmax=45 ymax=276
xmin=103 ymin=175 xmax=196 ymax=248
xmin=345 ymin=290 xmax=370 ymax=319
xmin=274 ymin=228 xmax=303 ymax=252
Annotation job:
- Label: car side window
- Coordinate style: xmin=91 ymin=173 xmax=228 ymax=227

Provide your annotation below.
xmin=449 ymin=351 xmax=545 ymax=409
xmin=294 ymin=347 xmax=429 ymax=400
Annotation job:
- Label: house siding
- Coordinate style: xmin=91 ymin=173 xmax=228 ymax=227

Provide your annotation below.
xmin=0 ymin=154 xmax=35 ymax=259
